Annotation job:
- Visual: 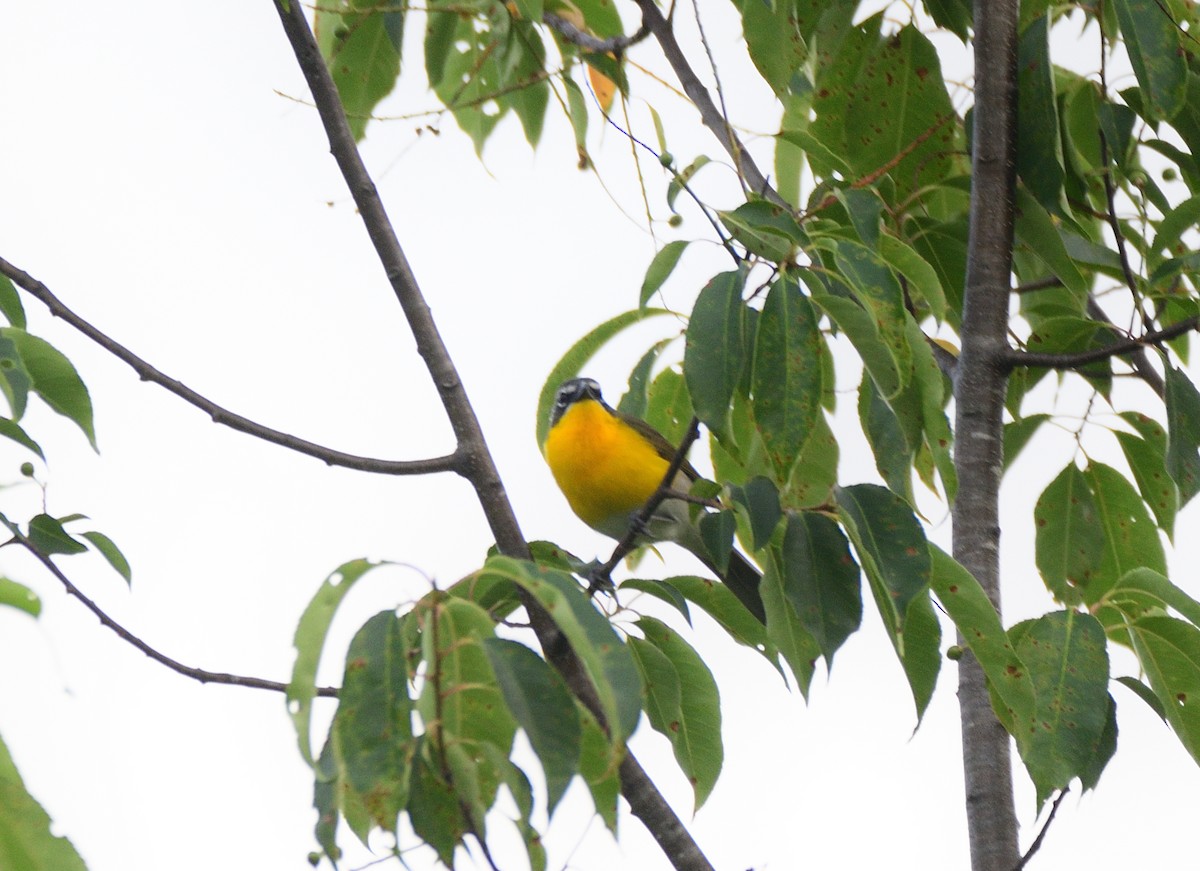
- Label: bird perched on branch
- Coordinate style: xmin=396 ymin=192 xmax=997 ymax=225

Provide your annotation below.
xmin=543 ymin=377 xmax=765 ymax=622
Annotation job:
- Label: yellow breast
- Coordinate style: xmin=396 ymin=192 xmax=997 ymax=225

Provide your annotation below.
xmin=544 ymin=399 xmax=670 ymax=537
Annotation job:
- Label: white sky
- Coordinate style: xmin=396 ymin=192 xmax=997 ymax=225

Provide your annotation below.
xmin=1 ymin=2 xmax=1197 ymax=870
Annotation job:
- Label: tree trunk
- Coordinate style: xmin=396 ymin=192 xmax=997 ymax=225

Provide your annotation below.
xmin=953 ymin=2 xmax=1022 ymax=869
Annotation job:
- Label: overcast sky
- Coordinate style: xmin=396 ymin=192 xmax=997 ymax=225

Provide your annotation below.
xmin=1 ymin=3 xmax=1197 ymax=870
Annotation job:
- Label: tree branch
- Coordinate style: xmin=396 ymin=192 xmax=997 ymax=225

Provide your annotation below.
xmin=0 ymin=256 xmax=460 ymax=477
xmin=1005 ymin=315 xmax=1198 ymax=370
xmin=1086 ymin=297 xmax=1166 ymax=397
xmin=632 ymin=0 xmax=787 ymax=208
xmin=7 ymin=529 xmax=337 ymax=697
xmin=271 ymin=4 xmax=712 ymax=868
xmin=543 ymin=10 xmax=650 ymax=54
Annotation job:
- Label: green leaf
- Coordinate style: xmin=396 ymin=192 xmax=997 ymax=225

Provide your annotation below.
xmin=407 ymin=741 xmax=466 ymax=865
xmin=1085 ymin=461 xmax=1167 ymax=595
xmin=859 ymin=375 xmax=915 ymax=502
xmin=483 ymin=638 xmax=580 ymax=815
xmin=685 ymin=270 xmax=747 ymax=441
xmin=418 ymin=597 xmax=517 ymax=753
xmin=486 ymin=748 xmax=546 ymax=871
xmin=778 ymin=512 xmax=861 ymax=667
xmin=752 ymin=278 xmax=823 ymax=479
xmin=322 ymin=5 xmax=402 ymax=141
xmin=562 ymin=74 xmax=590 ymax=160
xmin=719 ymin=201 xmax=804 ymax=262
xmin=1165 ymin=365 xmax=1200 ymax=505
xmin=78 ymin=530 xmax=132 ymax=585
xmin=761 ymin=554 xmax=821 ymax=696
xmin=289 ymin=559 xmax=386 ymax=765
xmin=1013 ymin=188 xmax=1088 ymax=297
xmin=639 ymin=240 xmax=691 ymax=307
xmin=1016 ymin=16 xmax=1065 ymax=214
xmin=0 ymin=274 xmax=26 ymax=329
xmin=660 ymin=574 xmax=774 ymax=661
xmin=617 ymin=339 xmax=673 ymax=422
xmin=1103 ymin=566 xmax=1200 ymax=629
xmin=828 ymin=241 xmax=912 ymax=394
xmin=0 ymin=577 xmax=40 ymax=618
xmin=838 ymin=25 xmax=960 ymax=203
xmin=637 ymin=617 xmax=724 ymax=810
xmin=1079 ymin=694 xmax=1118 ymax=792
xmin=618 ymin=578 xmax=692 ymax=624
xmin=577 ymin=706 xmax=620 ymax=830
xmin=1115 ymin=674 xmax=1166 ymax=721
xmin=1150 ymin=195 xmax=1200 ymax=270
xmin=811 ymin=290 xmax=903 ymax=401
xmin=536 ymin=307 xmax=673 ymax=448
xmin=1003 ymin=413 xmax=1050 ymax=469
xmin=926 ymin=0 xmax=971 ymax=40
xmin=0 ymin=417 xmax=43 ymax=459
xmin=878 ymin=234 xmax=947 ymax=321
xmin=27 ymin=514 xmax=87 ymax=556
xmin=0 ymin=729 xmax=88 ymax=871
xmin=741 ymin=0 xmax=807 ymax=95
xmin=485 ymin=557 xmax=642 ymax=741
xmin=312 ymin=735 xmax=342 ymax=862
xmin=927 ymin=545 xmax=1034 ymax=730
xmin=834 ymin=483 xmax=930 ymax=635
xmin=644 ymin=366 xmax=694 ymax=448
xmin=1113 ymin=0 xmax=1187 ymax=120
xmin=697 ymin=510 xmax=735 ymax=574
xmin=900 ymin=591 xmax=943 ymax=723
xmin=1034 ymin=464 xmax=1102 ymax=604
xmin=1127 ymin=615 xmax=1200 ymax=763
xmin=667 ymin=156 xmax=712 ymax=212
xmin=0 ymin=329 xmax=94 ymax=448
xmin=333 ymin=611 xmax=414 ymax=830
xmin=0 ymin=334 xmax=29 ymax=423
xmin=1015 ymin=610 xmax=1111 ymax=804
xmin=729 ymin=476 xmax=782 ymax=551
xmin=423 ymin=5 xmax=457 ymax=89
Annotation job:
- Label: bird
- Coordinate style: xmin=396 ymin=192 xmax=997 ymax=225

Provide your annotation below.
xmin=543 ymin=377 xmax=765 ymax=623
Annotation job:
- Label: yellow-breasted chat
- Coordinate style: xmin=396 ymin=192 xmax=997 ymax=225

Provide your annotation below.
xmin=543 ymin=377 xmax=765 ymax=623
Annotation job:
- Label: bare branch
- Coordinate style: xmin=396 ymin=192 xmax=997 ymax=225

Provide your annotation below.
xmin=543 ymin=10 xmax=650 ymax=54
xmin=1087 ymin=294 xmax=1166 ymax=398
xmin=8 ymin=529 xmax=337 ymax=697
xmin=0 ymin=256 xmax=461 ymax=477
xmin=1005 ymin=315 xmax=1198 ymax=370
xmin=1013 ymin=788 xmax=1069 ymax=871
xmin=632 ymin=0 xmax=787 ymax=208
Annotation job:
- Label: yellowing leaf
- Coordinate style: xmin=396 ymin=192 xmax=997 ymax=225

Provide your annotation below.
xmin=588 ymin=60 xmax=617 ymax=113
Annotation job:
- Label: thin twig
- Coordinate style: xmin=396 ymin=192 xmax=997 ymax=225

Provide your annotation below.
xmin=1005 ymin=314 xmax=1199 ymax=370
xmin=1086 ymin=297 xmax=1166 ymax=396
xmin=688 ymin=0 xmax=743 ymax=196
xmin=1012 ymin=788 xmax=1069 ymax=871
xmin=1098 ymin=132 xmax=1154 ymax=327
xmin=0 ymin=256 xmax=462 ymax=477
xmin=632 ymin=0 xmax=787 ymax=208
xmin=8 ymin=529 xmax=337 ymax=697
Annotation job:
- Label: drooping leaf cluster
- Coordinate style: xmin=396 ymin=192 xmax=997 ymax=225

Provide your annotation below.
xmin=0 ymin=275 xmax=134 ymax=871
xmin=297 ymin=0 xmax=1200 ymax=865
